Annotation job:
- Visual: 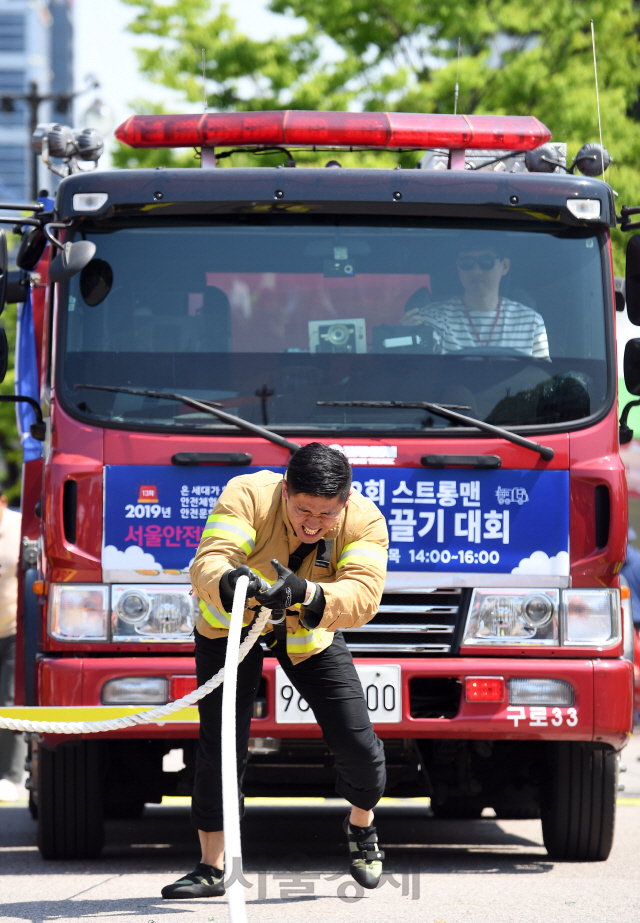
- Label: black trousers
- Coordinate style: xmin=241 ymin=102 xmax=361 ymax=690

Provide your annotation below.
xmin=191 ymin=628 xmax=387 ymax=832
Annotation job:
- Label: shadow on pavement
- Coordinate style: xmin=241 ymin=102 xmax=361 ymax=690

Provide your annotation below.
xmin=0 ymin=801 xmax=553 ymax=885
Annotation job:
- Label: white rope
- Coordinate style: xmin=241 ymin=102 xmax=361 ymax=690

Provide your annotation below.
xmin=0 ymin=598 xmax=271 ymax=735
xmin=222 ymin=574 xmax=249 ymax=922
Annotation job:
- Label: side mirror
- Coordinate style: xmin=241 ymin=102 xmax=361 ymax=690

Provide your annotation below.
xmin=625 ymin=236 xmax=640 ymax=324
xmin=0 ymin=327 xmax=8 ymax=384
xmin=49 ymin=240 xmax=96 ymax=283
xmin=16 ymin=225 xmax=47 ymax=271
xmin=614 ymin=276 xmax=626 ymax=312
xmin=624 ymin=338 xmax=640 ymax=394
xmin=0 ymin=231 xmax=7 ymax=315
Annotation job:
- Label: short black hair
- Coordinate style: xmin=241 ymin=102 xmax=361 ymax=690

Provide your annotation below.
xmin=286 ymin=443 xmax=352 ymax=504
xmin=457 ymin=234 xmax=506 ymax=259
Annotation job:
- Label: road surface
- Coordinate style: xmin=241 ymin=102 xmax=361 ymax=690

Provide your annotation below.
xmin=1 ymin=734 xmax=639 ymax=923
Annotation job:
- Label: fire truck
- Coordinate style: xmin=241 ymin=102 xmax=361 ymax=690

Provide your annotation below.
xmin=0 ymin=111 xmax=636 ymax=861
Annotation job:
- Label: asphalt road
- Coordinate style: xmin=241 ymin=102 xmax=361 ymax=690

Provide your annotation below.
xmin=1 ymin=735 xmax=640 ymax=923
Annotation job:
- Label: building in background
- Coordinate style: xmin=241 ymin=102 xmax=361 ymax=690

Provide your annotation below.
xmin=0 ymin=0 xmax=73 ymax=201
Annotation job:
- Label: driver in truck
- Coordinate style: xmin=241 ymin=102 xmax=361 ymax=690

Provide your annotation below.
xmin=401 ymin=238 xmax=550 ymax=358
xmin=162 ymin=442 xmax=389 ymax=900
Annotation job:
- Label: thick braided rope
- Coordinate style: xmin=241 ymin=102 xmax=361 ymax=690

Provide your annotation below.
xmin=0 ymin=606 xmax=272 ymax=735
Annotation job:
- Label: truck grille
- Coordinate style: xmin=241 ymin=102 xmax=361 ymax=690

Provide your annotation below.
xmin=344 ymin=590 xmax=462 ymax=654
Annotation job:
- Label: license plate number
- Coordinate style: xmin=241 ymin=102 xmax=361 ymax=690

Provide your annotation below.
xmin=275 ymin=664 xmax=401 ymax=724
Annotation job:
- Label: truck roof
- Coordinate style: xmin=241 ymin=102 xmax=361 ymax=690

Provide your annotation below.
xmin=57 ymin=167 xmax=616 ymax=228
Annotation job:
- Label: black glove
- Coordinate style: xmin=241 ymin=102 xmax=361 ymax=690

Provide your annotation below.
xmin=219 ymin=565 xmax=264 ymax=611
xmin=255 ymin=559 xmax=307 ymax=610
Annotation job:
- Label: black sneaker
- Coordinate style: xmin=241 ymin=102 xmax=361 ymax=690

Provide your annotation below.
xmin=161 ymin=863 xmax=225 ymax=899
xmin=343 ymin=816 xmax=385 ymax=890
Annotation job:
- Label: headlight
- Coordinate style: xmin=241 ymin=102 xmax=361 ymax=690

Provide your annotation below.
xmin=112 ymin=585 xmax=197 ymax=641
xmin=463 ymin=588 xmax=621 ymax=648
xmin=463 ymin=589 xmax=559 ymax=645
xmin=117 ymin=590 xmax=150 ymax=625
xmin=49 ymin=584 xmax=109 ymax=640
xmin=563 ymin=589 xmax=619 ymax=646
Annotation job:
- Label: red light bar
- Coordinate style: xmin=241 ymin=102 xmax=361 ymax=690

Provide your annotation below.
xmin=170 ymin=675 xmax=197 ymax=701
xmin=115 ymin=110 xmax=550 ymax=153
xmin=464 ymin=676 xmax=505 ymax=703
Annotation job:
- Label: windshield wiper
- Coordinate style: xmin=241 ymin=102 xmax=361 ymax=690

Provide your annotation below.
xmin=76 ymin=384 xmax=301 ymax=454
xmin=317 ymin=400 xmax=554 ymax=461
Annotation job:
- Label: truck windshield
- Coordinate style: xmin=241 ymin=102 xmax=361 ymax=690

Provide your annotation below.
xmin=61 ymin=218 xmax=609 ymax=434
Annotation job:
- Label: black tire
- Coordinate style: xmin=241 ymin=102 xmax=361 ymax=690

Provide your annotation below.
xmin=541 ymin=742 xmax=617 ymax=861
xmin=28 ymin=790 xmax=37 ymax=820
xmin=431 ymin=797 xmax=484 ymax=819
xmin=37 ymin=741 xmax=104 ymax=860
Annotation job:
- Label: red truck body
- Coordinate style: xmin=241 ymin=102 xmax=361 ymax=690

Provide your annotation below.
xmin=7 ymin=111 xmax=634 ymax=860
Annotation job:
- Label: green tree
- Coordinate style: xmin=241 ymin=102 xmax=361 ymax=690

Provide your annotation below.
xmin=0 ymin=294 xmax=24 ymax=506
xmin=0 ymin=229 xmax=26 ymax=503
xmin=120 ymin=0 xmax=640 ymax=267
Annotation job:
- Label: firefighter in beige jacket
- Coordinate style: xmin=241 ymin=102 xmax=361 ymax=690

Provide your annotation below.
xmin=162 ymin=443 xmax=389 ymax=901
xmin=190 ymin=469 xmax=388 ymax=664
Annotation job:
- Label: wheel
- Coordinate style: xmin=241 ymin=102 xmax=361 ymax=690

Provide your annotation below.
xmin=37 ymin=741 xmax=104 ymax=859
xmin=430 ymin=797 xmax=483 ymax=819
xmin=28 ymin=791 xmax=37 ymax=820
xmin=540 ymin=742 xmax=617 ymax=861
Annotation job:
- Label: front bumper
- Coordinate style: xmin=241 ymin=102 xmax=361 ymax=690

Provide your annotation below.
xmin=37 ymin=654 xmax=633 ymax=749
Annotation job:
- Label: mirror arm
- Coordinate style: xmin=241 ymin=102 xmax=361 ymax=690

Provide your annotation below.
xmin=618 ymin=206 xmax=640 ymax=232
xmin=43 ymin=222 xmax=72 ymax=250
xmin=0 ymin=395 xmax=45 ymax=441
xmin=0 ymin=216 xmax=41 ymax=228
xmin=618 ymin=220 xmax=640 ymax=233
xmin=0 ymin=202 xmax=45 ymax=213
xmin=619 ymin=398 xmax=640 ymax=445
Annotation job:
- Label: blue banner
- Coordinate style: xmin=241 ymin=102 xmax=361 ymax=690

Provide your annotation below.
xmin=103 ymin=465 xmax=569 ymax=581
xmin=350 ymin=467 xmax=569 ymax=576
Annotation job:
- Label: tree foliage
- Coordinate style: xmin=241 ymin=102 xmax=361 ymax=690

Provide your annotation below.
xmin=0 ymin=294 xmax=23 ymax=505
xmin=120 ymin=0 xmax=640 ymax=267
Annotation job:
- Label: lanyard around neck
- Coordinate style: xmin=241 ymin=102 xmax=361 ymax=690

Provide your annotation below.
xmin=463 ymin=299 xmax=501 ymax=346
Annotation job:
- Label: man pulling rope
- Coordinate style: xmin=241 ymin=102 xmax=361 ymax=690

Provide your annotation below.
xmin=162 ymin=442 xmax=389 ymax=900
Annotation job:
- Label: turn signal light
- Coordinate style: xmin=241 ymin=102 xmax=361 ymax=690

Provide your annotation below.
xmin=464 ymin=676 xmax=505 ymax=702
xmin=170 ymin=675 xmax=198 ymax=701
xmin=116 ymin=111 xmax=551 ymax=152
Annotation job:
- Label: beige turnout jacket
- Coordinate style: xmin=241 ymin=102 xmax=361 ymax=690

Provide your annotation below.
xmin=191 ymin=469 xmax=389 ymax=664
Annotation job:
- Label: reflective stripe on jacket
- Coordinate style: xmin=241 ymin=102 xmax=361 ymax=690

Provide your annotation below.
xmin=190 ymin=469 xmax=388 ymax=664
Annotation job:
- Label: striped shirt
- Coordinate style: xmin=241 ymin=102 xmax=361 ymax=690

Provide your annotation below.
xmin=418 ymin=296 xmax=550 ymax=359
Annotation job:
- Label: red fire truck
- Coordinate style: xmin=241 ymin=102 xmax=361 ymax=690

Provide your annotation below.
xmin=0 ymin=111 xmax=636 ymax=861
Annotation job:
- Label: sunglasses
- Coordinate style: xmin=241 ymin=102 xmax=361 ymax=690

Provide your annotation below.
xmin=456 ymin=255 xmax=499 ymax=271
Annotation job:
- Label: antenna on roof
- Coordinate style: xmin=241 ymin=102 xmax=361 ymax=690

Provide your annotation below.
xmin=202 ymin=48 xmax=207 ymax=112
xmin=453 ymin=37 xmax=461 ymax=115
xmin=590 ymin=20 xmax=605 ymax=181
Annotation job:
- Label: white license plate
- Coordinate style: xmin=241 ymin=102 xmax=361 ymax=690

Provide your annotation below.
xmin=275 ymin=664 xmax=401 ymax=724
